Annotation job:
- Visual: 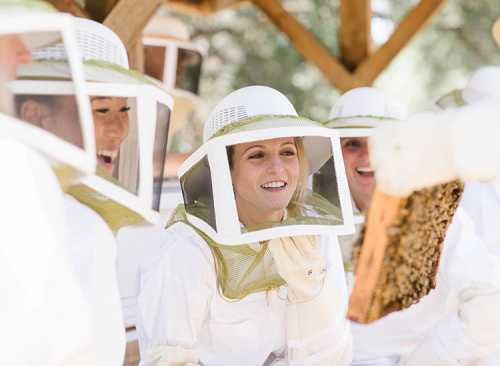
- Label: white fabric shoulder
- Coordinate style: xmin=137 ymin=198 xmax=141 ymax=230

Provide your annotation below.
xmin=137 ymin=222 xmax=217 ymax=361
xmin=0 ymin=139 xmax=96 ymax=365
xmin=63 ymin=193 xmax=126 ymax=366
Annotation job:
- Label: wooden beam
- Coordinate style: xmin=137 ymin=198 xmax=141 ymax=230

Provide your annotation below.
xmin=165 ymin=0 xmax=245 ymax=15
xmin=103 ymin=0 xmax=162 ymax=50
xmin=84 ymin=0 xmax=118 ymax=22
xmin=46 ymin=0 xmax=89 ymax=17
xmin=213 ymin=0 xmax=245 ymax=11
xmin=252 ymin=0 xmax=361 ymax=92
xmin=339 ymin=0 xmax=372 ymax=71
xmin=165 ymin=0 xmax=213 ymax=15
xmin=355 ymin=0 xmax=446 ymax=85
xmin=128 ymin=36 xmax=145 ymax=72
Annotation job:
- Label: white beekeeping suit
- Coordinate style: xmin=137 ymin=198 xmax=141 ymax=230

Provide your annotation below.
xmin=0 ymin=1 xmax=97 ymax=364
xmin=17 ymin=16 xmax=175 ymax=365
xmin=0 ymin=139 xmax=95 ymax=366
xmin=137 ymin=85 xmax=355 ymax=366
xmin=327 ymin=86 xmax=500 ymax=365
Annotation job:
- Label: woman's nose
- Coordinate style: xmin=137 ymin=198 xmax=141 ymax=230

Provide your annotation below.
xmin=106 ymin=116 xmax=127 ymax=140
xmin=360 ymin=144 xmax=370 ymax=162
xmin=267 ymin=155 xmax=286 ymax=173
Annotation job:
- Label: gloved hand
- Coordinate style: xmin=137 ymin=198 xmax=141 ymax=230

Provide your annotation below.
xmin=370 ymin=100 xmax=500 ymax=197
xmin=370 ymin=111 xmax=455 ymax=197
xmin=268 ymin=235 xmax=326 ymax=303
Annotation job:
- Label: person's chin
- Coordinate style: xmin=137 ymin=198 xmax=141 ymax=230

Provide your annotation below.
xmin=259 ymin=199 xmax=290 ymax=214
xmin=353 ymin=172 xmax=374 ymax=187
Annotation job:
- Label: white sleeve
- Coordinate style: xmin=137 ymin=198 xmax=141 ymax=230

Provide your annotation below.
xmin=285 ymin=234 xmax=352 ymax=366
xmin=402 ymin=306 xmax=500 ymax=366
xmin=403 ymin=211 xmax=500 ymax=366
xmin=64 ymin=197 xmax=126 ymax=366
xmin=136 ymin=226 xmax=215 ymax=366
xmin=370 ymin=99 xmax=500 ymax=197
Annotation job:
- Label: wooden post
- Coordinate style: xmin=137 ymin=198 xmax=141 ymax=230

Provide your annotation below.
xmin=252 ymin=0 xmax=361 ymax=92
xmin=339 ymin=0 xmax=372 ymax=71
xmin=128 ymin=36 xmax=145 ymax=73
xmin=84 ymin=0 xmax=118 ymax=22
xmin=165 ymin=0 xmax=244 ymax=14
xmin=355 ymin=0 xmax=446 ymax=85
xmin=46 ymin=0 xmax=90 ymax=17
xmin=103 ymin=0 xmax=162 ymax=51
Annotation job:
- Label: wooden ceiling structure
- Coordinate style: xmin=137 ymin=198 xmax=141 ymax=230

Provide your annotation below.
xmin=46 ymin=0 xmax=447 ymax=92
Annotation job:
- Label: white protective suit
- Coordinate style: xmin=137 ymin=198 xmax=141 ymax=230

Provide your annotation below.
xmin=63 ymin=194 xmax=126 ymax=366
xmin=348 ymin=205 xmax=500 ymax=366
xmin=456 ymin=181 xmax=500 ymax=364
xmin=0 ymin=139 xmax=96 ymax=365
xmin=136 ymin=222 xmax=352 ymax=366
xmin=366 ymin=96 xmax=500 ymax=363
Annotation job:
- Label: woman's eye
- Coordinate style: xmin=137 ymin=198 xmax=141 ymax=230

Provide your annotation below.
xmin=248 ymin=152 xmax=264 ymax=159
xmin=343 ymin=139 xmax=361 ymax=149
xmin=95 ymin=108 xmax=110 ymax=114
xmin=120 ymin=106 xmax=131 ymax=113
xmin=281 ymin=149 xmax=296 ymax=156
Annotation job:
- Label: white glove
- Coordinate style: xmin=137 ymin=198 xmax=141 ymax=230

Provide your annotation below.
xmin=370 ymin=111 xmax=456 ymax=197
xmin=268 ymin=235 xmax=326 ymax=303
xmin=370 ymin=99 xmax=500 ymax=197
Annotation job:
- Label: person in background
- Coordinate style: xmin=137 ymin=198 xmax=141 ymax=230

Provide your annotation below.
xmin=328 ymin=86 xmax=500 ymax=365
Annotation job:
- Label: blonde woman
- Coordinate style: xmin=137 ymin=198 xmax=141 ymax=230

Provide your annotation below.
xmin=137 ymin=86 xmax=353 ymax=366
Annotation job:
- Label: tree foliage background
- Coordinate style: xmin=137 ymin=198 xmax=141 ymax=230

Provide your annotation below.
xmin=165 ymin=0 xmax=500 ymax=147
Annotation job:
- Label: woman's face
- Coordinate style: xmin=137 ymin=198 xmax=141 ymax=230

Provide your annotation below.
xmin=19 ymin=95 xmax=83 ymax=147
xmin=230 ymin=137 xmax=300 ymax=225
xmin=341 ymin=137 xmax=374 ymax=212
xmin=91 ymin=97 xmax=130 ymax=173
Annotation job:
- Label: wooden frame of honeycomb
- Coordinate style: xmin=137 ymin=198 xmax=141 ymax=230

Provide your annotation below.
xmin=348 ymin=181 xmax=464 ymax=323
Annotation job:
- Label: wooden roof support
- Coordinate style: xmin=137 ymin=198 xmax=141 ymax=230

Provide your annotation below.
xmin=128 ymin=35 xmax=145 ymax=72
xmin=252 ymin=0 xmax=362 ymax=92
xmin=166 ymin=0 xmax=244 ymax=15
xmin=355 ymin=0 xmax=446 ymax=85
xmin=103 ymin=0 xmax=162 ymax=55
xmin=46 ymin=0 xmax=89 ymax=17
xmin=339 ymin=0 xmax=372 ymax=71
xmin=84 ymin=0 xmax=119 ymax=22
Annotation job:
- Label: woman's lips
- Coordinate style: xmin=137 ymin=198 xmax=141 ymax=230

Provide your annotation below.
xmin=97 ymin=149 xmax=118 ymax=173
xmin=260 ymin=180 xmax=288 ymax=192
xmin=355 ymin=167 xmax=375 ymax=183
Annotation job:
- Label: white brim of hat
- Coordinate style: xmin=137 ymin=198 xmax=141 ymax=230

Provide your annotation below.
xmin=17 ymin=60 xmax=168 ymax=92
xmin=324 ymin=116 xmax=398 ymax=129
xmin=209 ymin=115 xmax=333 ymax=175
xmin=19 ymin=32 xmax=61 ymax=50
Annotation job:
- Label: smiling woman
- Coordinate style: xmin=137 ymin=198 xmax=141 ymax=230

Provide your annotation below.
xmin=228 ymin=137 xmax=306 ymax=227
xmin=137 ymin=85 xmax=355 ymax=366
xmin=340 ymin=136 xmax=374 ymax=212
xmin=91 ymin=96 xmax=130 ymax=173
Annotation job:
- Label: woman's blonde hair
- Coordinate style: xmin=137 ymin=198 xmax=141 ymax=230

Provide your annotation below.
xmin=291 ymin=137 xmax=308 ymax=204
